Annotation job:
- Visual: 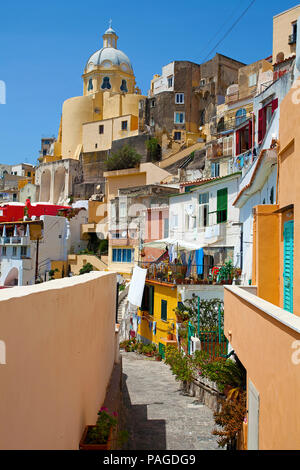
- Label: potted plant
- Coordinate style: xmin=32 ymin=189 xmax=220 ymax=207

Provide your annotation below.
xmin=155 ymin=352 xmax=162 ymax=362
xmin=167 ymin=327 xmax=173 ymax=341
xmin=79 ymin=407 xmax=118 ymax=450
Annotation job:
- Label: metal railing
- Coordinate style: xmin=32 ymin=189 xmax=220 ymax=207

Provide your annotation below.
xmin=138 ymin=261 xmax=237 ymax=286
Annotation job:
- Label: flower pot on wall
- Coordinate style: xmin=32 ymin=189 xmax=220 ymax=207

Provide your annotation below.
xmin=79 ymin=425 xmax=113 ymax=450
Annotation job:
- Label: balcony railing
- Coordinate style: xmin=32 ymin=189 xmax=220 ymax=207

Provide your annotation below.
xmin=139 ymin=261 xmax=239 ymax=286
xmin=0 ymin=236 xmax=30 ymax=246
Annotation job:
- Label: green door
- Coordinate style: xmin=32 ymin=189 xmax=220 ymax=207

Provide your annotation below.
xmin=283 ymin=220 xmax=294 ymax=313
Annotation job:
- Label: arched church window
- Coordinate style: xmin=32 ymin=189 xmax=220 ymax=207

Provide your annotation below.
xmin=101 ymin=77 xmax=112 ymax=90
xmin=88 ymin=79 xmax=93 ymax=91
xmin=120 ymin=80 xmax=128 ymax=92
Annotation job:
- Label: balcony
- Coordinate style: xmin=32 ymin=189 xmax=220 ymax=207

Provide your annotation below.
xmin=0 ymin=236 xmax=30 ymax=245
xmin=224 ymin=285 xmax=300 ymax=449
xmin=139 ymin=259 xmax=240 ymax=287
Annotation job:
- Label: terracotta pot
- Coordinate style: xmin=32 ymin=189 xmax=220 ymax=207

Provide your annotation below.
xmin=167 ymin=333 xmax=173 ymax=340
xmin=155 ymin=355 xmax=162 ymax=361
xmin=79 ymin=425 xmax=113 ymax=450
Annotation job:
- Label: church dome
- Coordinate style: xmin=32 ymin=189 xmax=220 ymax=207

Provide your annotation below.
xmin=85 ymin=24 xmax=133 ymax=73
xmin=86 ymin=47 xmax=133 ymax=72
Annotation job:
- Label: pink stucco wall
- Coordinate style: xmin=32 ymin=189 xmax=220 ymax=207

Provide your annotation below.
xmin=0 ymin=272 xmax=116 ymax=449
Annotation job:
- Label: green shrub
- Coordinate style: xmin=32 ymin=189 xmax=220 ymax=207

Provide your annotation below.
xmin=79 ymin=262 xmax=94 ymax=275
xmin=105 ymin=145 xmax=142 ymax=171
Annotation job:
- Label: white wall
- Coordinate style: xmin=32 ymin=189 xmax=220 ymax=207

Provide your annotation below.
xmin=169 ymin=175 xmax=241 ymax=265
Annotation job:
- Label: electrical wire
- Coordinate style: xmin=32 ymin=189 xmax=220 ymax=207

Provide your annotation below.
xmin=201 ymin=0 xmax=257 ymax=63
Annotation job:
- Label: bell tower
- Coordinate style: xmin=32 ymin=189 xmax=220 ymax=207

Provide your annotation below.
xmin=102 ymin=20 xmax=118 ymax=49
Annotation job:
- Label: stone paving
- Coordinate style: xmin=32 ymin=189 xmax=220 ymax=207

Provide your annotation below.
xmin=122 ymin=351 xmax=221 ymax=450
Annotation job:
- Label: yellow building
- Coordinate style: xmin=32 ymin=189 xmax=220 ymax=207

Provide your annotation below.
xmin=137 ymin=280 xmax=178 ymax=357
xmin=41 ymin=25 xmax=145 ymax=163
xmin=273 ymin=4 xmax=300 ymax=64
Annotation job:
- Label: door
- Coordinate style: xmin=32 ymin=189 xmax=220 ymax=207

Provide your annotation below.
xmin=248 ymin=380 xmax=260 ymax=450
xmin=283 ymin=220 xmax=294 ymax=313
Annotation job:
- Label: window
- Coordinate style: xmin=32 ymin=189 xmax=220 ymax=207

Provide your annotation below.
xmin=235 ymin=108 xmax=247 ymax=127
xmin=200 ymin=78 xmax=206 ymax=86
xmin=12 ymin=246 xmax=17 ymax=257
xmin=121 ymin=120 xmax=128 ymax=131
xmin=236 ymin=119 xmax=252 ymax=156
xmin=171 ymin=213 xmax=178 ymax=228
xmin=27 ymin=172 xmax=31 ymax=177
xmin=95 ymin=143 xmax=98 ymax=148
xmin=120 ymin=79 xmax=128 ymax=92
xmin=258 ymin=98 xmax=278 ymax=144
xmin=141 ymin=285 xmax=154 ymax=314
xmin=99 ymin=125 xmax=104 ymax=134
xmin=248 ymin=73 xmax=257 ymax=87
xmin=119 ymin=201 xmax=127 ymax=218
xmin=174 ymin=112 xmax=185 ymax=124
xmin=270 ymin=186 xmax=274 ymax=204
xmin=150 ymin=99 xmax=156 ymax=108
xmin=88 ymin=78 xmax=93 ymax=91
xmin=199 ymin=192 xmax=209 ymax=227
xmin=21 ymin=246 xmax=27 ymax=257
xmin=150 ymin=117 xmax=155 ymax=126
xmin=167 ymin=76 xmax=173 ymax=88
xmin=161 ymin=299 xmax=167 ymax=321
xmin=211 ymin=162 xmax=220 ymax=178
xmin=2 ymin=247 xmax=6 ymax=256
xmin=164 ymin=218 xmax=169 ymax=238
xmin=101 ymin=76 xmax=111 ymax=90
xmin=174 ymin=131 xmax=181 ymax=141
xmin=112 ymin=248 xmax=133 ymax=263
xmin=175 ymin=93 xmax=184 ymax=104
xmin=217 ymin=188 xmax=228 ymax=223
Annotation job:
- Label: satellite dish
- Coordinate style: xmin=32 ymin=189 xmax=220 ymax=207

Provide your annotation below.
xmin=96 ymin=185 xmax=101 ymax=191
xmin=122 ymin=231 xmax=127 ymax=238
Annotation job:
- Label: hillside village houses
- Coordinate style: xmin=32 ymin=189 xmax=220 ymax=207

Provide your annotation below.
xmin=1 ymin=4 xmax=300 ymax=451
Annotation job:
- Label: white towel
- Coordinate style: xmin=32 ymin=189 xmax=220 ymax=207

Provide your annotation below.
xmin=128 ymin=266 xmax=147 ymax=307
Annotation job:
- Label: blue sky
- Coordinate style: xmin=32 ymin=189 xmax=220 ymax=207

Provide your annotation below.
xmin=0 ymin=0 xmax=297 ymax=165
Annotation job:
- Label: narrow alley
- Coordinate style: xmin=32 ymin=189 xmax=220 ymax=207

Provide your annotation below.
xmin=121 ymin=351 xmax=220 ymax=451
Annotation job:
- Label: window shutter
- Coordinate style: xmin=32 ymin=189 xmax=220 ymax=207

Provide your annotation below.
xmin=235 ymin=130 xmax=240 ymax=156
xmin=248 ymin=119 xmax=252 ymax=149
xmin=258 ymin=108 xmax=263 ymax=144
xmin=149 ymin=286 xmax=154 ymax=315
xmin=161 ymin=299 xmax=167 ymax=321
xmin=272 ymin=98 xmax=278 ymax=114
xmin=217 ymin=188 xmax=228 ymax=223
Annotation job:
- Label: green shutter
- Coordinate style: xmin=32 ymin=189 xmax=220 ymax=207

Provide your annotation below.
xmin=283 ymin=221 xmax=294 ymax=313
xmin=161 ymin=299 xmax=167 ymax=321
xmin=217 ymin=188 xmax=228 ymax=223
xmin=149 ymin=286 xmax=154 ymax=315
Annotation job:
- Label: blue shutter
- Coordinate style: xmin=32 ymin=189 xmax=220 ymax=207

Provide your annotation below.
xmin=112 ymin=249 xmax=117 ymax=262
xmin=283 ymin=220 xmax=294 ymax=313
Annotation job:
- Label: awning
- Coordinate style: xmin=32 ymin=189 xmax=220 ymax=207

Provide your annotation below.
xmin=143 ymin=237 xmax=203 ymax=251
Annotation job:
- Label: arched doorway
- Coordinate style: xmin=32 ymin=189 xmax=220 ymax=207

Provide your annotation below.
xmin=40 ymin=169 xmax=51 ymax=202
xmin=4 ymin=267 xmax=19 ymax=286
xmin=53 ymin=167 xmax=66 ymax=204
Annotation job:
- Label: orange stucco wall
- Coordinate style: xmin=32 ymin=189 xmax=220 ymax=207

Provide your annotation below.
xmin=252 ymin=205 xmax=280 ymax=306
xmin=0 ymin=272 xmax=116 ymax=449
xmin=278 ymin=85 xmax=300 ymax=315
xmin=224 ymin=287 xmax=300 ymax=450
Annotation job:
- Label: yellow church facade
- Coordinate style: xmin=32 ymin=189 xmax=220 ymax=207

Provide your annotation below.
xmin=44 ymin=25 xmax=145 ymax=162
